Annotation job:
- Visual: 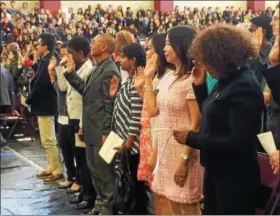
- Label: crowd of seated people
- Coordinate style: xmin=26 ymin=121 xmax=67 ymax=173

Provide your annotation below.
xmin=0 ymin=1 xmax=279 ymax=215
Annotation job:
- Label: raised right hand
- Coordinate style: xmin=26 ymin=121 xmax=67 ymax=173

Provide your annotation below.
xmin=66 ymin=54 xmax=75 ymax=73
xmin=109 ymin=75 xmax=119 ymax=98
xmin=192 ymin=60 xmax=206 ymax=86
xmin=144 ymin=53 xmax=158 ymax=78
xmin=48 ymin=56 xmax=57 ymax=71
xmin=60 ymin=55 xmax=68 ymax=66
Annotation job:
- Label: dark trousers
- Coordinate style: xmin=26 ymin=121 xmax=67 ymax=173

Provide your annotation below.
xmin=203 ymin=165 xmax=260 ymax=215
xmin=86 ymin=144 xmax=115 ymax=214
xmin=69 ymin=119 xmax=96 ymax=202
xmin=129 ymin=153 xmax=149 ymax=215
xmin=58 ymin=123 xmax=76 ymax=182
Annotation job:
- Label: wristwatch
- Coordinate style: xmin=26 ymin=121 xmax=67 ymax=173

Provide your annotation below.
xmin=181 ymin=153 xmax=189 ymax=161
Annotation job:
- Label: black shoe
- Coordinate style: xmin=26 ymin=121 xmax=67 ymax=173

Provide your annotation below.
xmin=80 ymin=208 xmax=100 ymax=215
xmin=69 ymin=195 xmax=82 ymax=204
xmin=75 ymin=200 xmax=94 ymax=210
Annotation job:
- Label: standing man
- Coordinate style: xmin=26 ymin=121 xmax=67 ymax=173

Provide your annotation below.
xmin=54 ymin=37 xmax=97 ymax=210
xmin=26 ymin=33 xmax=64 ymax=183
xmin=48 ymin=44 xmax=77 ymax=189
xmin=64 ymin=34 xmax=120 ymax=215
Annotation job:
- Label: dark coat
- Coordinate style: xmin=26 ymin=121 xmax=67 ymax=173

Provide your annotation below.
xmin=187 ymin=66 xmax=264 ymax=170
xmin=64 ymin=57 xmax=120 ymax=146
xmin=26 ymin=52 xmax=57 ymax=116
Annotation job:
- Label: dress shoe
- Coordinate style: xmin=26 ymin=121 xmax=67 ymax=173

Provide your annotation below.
xmin=75 ymin=200 xmax=94 ymax=210
xmin=43 ymin=174 xmax=64 ymax=184
xmin=80 ymin=208 xmax=100 ymax=215
xmin=58 ymin=180 xmax=73 ymax=189
xmin=66 ymin=183 xmax=81 ymax=194
xmin=69 ymin=195 xmax=82 ymax=204
xmin=36 ymin=171 xmax=52 ymax=179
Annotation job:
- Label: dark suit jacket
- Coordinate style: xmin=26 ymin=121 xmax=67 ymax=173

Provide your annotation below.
xmin=64 ymin=57 xmax=120 ymax=146
xmin=262 ymin=64 xmax=280 ymax=107
xmin=26 ymin=52 xmax=57 ymax=116
xmin=187 ymin=66 xmax=264 ymax=172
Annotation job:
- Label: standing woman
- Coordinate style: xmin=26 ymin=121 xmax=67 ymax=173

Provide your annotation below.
xmin=135 ymin=33 xmax=173 ymax=215
xmin=136 ymin=33 xmax=173 ymax=186
xmin=174 ymin=24 xmax=263 ymax=214
xmin=148 ymin=26 xmax=203 ymax=215
xmin=110 ymin=43 xmax=148 ymax=214
xmin=114 ymin=30 xmax=136 ymax=84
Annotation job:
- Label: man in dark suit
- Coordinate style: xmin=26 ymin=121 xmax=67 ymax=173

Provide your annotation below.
xmin=64 ymin=34 xmax=120 ymax=215
xmin=26 ymin=33 xmax=64 ymax=184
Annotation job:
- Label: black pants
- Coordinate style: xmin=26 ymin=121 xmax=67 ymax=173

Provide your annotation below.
xmin=203 ymin=165 xmax=260 ymax=215
xmin=129 ymin=153 xmax=149 ymax=215
xmin=58 ymin=123 xmax=76 ymax=182
xmin=69 ymin=119 xmax=96 ymax=202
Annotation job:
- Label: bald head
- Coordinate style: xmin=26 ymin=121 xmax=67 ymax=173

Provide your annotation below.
xmin=96 ymin=34 xmax=116 ymax=55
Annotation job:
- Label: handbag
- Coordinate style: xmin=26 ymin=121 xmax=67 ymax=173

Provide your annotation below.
xmin=113 ymin=147 xmax=136 ymax=215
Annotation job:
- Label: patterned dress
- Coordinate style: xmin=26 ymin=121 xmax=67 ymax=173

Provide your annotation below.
xmin=137 ymin=76 xmax=160 ymax=184
xmin=137 ymin=102 xmax=153 ymax=184
xmin=151 ymin=72 xmax=204 ymax=204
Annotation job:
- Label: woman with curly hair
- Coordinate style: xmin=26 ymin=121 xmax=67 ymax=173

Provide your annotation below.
xmin=173 ymin=24 xmax=264 ymax=214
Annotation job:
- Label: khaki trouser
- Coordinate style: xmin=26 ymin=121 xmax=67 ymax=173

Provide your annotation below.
xmin=38 ymin=116 xmax=63 ymax=175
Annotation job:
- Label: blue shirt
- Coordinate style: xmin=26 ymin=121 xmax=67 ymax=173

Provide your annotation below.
xmin=206 ymin=75 xmax=218 ymax=93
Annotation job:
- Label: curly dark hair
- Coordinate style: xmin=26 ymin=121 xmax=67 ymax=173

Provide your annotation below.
xmin=189 ymin=24 xmax=257 ymax=77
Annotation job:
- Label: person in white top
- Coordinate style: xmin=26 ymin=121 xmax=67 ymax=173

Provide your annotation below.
xmin=55 ymin=37 xmax=96 ymax=210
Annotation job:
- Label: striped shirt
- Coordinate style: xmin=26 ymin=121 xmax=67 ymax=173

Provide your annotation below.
xmin=112 ymin=77 xmax=143 ymax=155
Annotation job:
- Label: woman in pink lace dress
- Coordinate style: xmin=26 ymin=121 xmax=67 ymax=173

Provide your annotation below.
xmin=145 ymin=26 xmax=204 ymax=215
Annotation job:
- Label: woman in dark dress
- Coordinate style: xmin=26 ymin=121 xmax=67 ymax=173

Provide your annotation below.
xmin=173 ymin=24 xmax=264 ymax=214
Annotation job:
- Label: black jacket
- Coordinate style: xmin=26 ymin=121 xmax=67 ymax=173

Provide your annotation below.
xmin=26 ymin=52 xmax=57 ymax=116
xmin=262 ymin=64 xmax=280 ymax=107
xmin=186 ymin=66 xmax=264 ymax=170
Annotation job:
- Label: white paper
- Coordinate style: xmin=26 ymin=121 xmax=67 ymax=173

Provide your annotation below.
xmin=58 ymin=115 xmax=69 ymax=125
xmin=257 ymin=131 xmax=277 ymax=154
xmin=5 ymin=116 xmax=23 ymax=120
xmin=151 ymin=128 xmax=171 ymax=175
xmin=99 ymin=131 xmax=124 ymax=164
xmin=75 ymin=133 xmax=86 ymax=148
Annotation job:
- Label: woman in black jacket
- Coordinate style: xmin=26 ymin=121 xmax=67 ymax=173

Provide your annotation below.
xmin=173 ymin=24 xmax=264 ymax=214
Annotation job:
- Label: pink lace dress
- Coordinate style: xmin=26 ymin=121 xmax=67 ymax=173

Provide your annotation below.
xmin=151 ymin=72 xmax=204 ymax=204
